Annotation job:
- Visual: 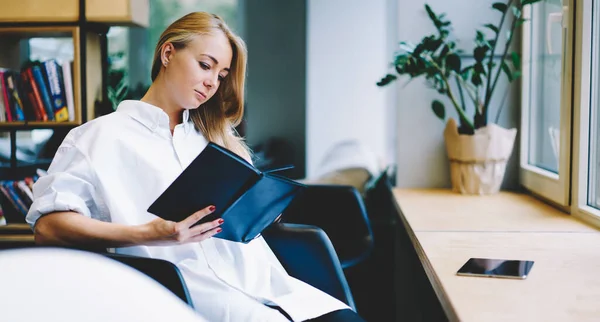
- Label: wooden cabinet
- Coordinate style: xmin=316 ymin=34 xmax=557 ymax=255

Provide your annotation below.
xmin=0 ymin=0 xmax=149 ymax=27
xmin=0 ymin=0 xmax=148 ymax=226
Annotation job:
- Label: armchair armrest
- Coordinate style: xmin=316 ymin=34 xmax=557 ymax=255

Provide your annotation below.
xmin=100 ymin=252 xmax=194 ymax=308
xmin=263 ymin=223 xmax=356 ymax=311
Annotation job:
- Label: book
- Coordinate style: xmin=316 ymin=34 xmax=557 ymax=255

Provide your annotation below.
xmin=42 ymin=60 xmax=69 ymax=122
xmin=61 ymin=61 xmax=75 ymax=121
xmin=147 ymin=142 xmax=305 ymax=243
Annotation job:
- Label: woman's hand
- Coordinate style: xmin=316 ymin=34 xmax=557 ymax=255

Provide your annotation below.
xmin=141 ymin=205 xmax=223 ymax=246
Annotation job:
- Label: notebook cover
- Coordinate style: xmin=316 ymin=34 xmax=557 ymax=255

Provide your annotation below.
xmin=147 ymin=142 xmax=304 ymax=243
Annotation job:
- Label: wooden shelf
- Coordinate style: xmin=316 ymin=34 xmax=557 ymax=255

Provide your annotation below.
xmin=0 ymin=224 xmax=34 ymax=250
xmin=0 ymin=235 xmax=34 ymax=242
xmin=0 ymin=121 xmax=81 ymax=130
xmin=0 ymin=223 xmax=32 ymax=235
xmin=0 ymin=0 xmax=149 ymax=28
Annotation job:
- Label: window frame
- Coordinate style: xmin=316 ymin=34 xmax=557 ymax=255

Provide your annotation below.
xmin=519 ymin=0 xmax=574 ymax=206
xmin=571 ymin=0 xmax=600 ymax=226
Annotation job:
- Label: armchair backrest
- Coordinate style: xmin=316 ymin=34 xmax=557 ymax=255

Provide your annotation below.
xmin=263 ymin=223 xmax=356 ymax=311
xmin=282 ymin=185 xmax=374 ymax=269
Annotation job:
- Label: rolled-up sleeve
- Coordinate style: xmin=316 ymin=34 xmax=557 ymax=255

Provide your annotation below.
xmin=26 ymin=144 xmax=99 ymax=228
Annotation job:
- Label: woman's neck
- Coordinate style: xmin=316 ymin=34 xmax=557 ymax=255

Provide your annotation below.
xmin=141 ymin=81 xmax=183 ymax=132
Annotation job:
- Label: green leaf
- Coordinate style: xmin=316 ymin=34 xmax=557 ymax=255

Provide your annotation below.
xmin=476 ymin=30 xmax=486 ymax=43
xmin=501 ymin=61 xmax=514 ymax=81
xmin=474 ymin=62 xmax=486 ymax=75
xmin=440 ymin=45 xmax=450 ymax=58
xmin=512 ymin=6 xmax=522 ymax=19
xmin=522 ymin=0 xmax=542 ymax=5
xmin=471 ymin=72 xmax=482 ymax=86
xmin=511 ymin=52 xmax=521 ymax=69
xmin=516 ymin=17 xmax=528 ymax=28
xmin=473 ymin=46 xmax=489 ymax=62
xmin=376 ymin=74 xmax=398 ymax=87
xmin=446 ymin=54 xmax=461 ymax=73
xmin=425 ymin=4 xmax=438 ymax=22
xmin=431 ymin=100 xmax=446 ymax=120
xmin=484 ymin=24 xmax=499 ymax=34
xmin=492 ymin=2 xmax=508 ymax=13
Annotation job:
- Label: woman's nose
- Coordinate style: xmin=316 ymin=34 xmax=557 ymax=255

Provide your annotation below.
xmin=204 ymin=74 xmax=219 ymax=89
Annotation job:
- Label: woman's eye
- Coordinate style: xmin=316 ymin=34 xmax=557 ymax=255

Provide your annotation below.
xmin=199 ymin=62 xmax=210 ymax=70
xmin=218 ymin=75 xmax=225 ymax=82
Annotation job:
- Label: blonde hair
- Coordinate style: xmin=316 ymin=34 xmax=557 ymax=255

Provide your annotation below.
xmin=151 ymin=12 xmax=251 ymax=161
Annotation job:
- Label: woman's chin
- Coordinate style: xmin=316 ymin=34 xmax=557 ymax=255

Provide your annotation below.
xmin=183 ymin=102 xmax=202 ymax=110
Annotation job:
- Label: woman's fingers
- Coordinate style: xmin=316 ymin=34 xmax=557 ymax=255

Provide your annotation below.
xmin=189 ymin=218 xmax=223 ymax=237
xmin=188 ymin=225 xmax=222 ymax=243
xmin=178 ymin=205 xmax=216 ymax=228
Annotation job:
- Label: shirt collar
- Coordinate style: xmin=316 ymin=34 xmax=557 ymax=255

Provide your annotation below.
xmin=117 ymin=100 xmax=193 ymax=134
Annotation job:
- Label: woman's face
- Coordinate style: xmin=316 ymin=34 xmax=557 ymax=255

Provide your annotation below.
xmin=163 ymin=32 xmax=233 ymax=110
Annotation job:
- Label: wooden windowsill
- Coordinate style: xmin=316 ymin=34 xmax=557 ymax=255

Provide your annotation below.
xmin=393 ymin=188 xmax=600 ymax=322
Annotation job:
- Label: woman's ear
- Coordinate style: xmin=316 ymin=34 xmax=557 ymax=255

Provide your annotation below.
xmin=161 ymin=42 xmax=175 ymax=67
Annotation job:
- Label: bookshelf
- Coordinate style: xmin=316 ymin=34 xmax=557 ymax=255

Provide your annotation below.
xmin=0 ymin=0 xmax=148 ymax=234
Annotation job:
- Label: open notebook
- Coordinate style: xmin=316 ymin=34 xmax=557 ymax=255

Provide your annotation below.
xmin=147 ymin=142 xmax=305 ymax=243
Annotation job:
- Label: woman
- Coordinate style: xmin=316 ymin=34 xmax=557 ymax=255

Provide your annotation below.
xmin=26 ymin=12 xmax=365 ymax=322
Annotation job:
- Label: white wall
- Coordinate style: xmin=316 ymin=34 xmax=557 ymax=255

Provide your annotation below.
xmin=394 ymin=0 xmax=521 ymax=189
xmin=306 ymin=0 xmax=396 ymax=178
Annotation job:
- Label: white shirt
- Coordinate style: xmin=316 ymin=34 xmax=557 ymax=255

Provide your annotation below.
xmin=26 ymin=100 xmax=349 ymax=322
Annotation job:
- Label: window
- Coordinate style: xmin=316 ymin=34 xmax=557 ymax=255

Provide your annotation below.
xmin=520 ymin=0 xmax=573 ymax=206
xmin=527 ymin=1 xmax=563 ymax=173
xmin=590 ymin=86 xmax=599 ymax=210
xmin=524 ymin=0 xmax=600 ymax=224
xmin=588 ymin=0 xmax=600 ymax=210
xmin=577 ymin=0 xmax=600 ymax=219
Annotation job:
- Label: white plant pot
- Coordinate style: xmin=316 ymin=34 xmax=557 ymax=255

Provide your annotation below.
xmin=443 ymin=118 xmax=517 ymax=195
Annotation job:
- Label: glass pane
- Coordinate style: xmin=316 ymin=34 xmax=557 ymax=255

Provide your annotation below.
xmin=589 ymin=1 xmax=600 ymax=210
xmin=527 ymin=0 xmax=564 ymax=173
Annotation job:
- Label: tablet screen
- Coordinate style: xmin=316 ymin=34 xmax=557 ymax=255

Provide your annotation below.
xmin=456 ymin=258 xmax=534 ymax=279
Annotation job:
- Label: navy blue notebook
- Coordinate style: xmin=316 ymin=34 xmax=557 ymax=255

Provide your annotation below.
xmin=147 ymin=142 xmax=305 ymax=243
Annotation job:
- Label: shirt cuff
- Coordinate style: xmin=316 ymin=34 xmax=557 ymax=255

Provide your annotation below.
xmin=26 ymin=189 xmax=92 ymax=228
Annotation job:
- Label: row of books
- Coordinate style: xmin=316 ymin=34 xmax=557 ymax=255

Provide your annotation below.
xmin=0 ymin=59 xmax=75 ymax=123
xmin=0 ymin=169 xmax=46 ymax=224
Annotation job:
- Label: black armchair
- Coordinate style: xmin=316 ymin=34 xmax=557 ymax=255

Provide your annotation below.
xmin=281 ymin=184 xmax=374 ymax=269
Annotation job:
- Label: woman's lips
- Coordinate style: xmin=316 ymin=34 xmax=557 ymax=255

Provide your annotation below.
xmin=195 ymin=90 xmax=207 ymax=100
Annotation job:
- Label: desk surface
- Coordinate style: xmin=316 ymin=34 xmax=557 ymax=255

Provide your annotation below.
xmin=393 ymin=188 xmax=600 ymax=322
xmin=393 ymin=189 xmax=597 ymax=233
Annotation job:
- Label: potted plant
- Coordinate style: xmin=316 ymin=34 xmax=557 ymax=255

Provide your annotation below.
xmin=377 ymin=0 xmax=541 ymax=194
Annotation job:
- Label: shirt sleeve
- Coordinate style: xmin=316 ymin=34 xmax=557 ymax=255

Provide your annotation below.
xmin=26 ymin=144 xmax=100 ymax=228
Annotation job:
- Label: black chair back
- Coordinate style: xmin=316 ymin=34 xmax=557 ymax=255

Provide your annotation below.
xmin=282 ymin=185 xmax=374 ymax=269
xmin=263 ymin=223 xmax=356 ymax=310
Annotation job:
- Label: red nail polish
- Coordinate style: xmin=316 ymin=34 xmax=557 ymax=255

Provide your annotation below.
xmin=209 ymin=205 xmax=216 ymax=212
xmin=216 ymin=228 xmax=222 ymax=233
xmin=218 ymin=219 xmax=224 ymax=224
